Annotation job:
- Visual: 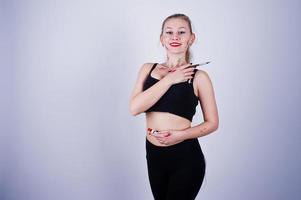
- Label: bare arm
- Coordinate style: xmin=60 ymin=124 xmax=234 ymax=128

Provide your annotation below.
xmin=129 ymin=63 xmax=172 ymax=116
xmin=129 ymin=63 xmax=195 ymax=116
xmin=178 ymin=70 xmax=219 ymax=140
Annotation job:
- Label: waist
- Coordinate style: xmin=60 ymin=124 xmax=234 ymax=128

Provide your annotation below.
xmin=146 ymin=112 xmax=191 ymax=130
xmin=145 ymin=136 xmax=203 ymax=158
xmin=146 ymin=136 xmax=200 ymax=150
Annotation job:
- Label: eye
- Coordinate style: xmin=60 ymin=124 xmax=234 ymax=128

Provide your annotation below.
xmin=165 ymin=31 xmax=173 ymax=35
xmin=178 ymin=31 xmax=186 ymax=34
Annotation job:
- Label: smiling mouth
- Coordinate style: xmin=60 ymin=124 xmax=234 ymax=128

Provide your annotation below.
xmin=169 ymin=42 xmax=181 ymax=47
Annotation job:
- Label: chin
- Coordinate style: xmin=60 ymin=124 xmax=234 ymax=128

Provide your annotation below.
xmin=167 ymin=49 xmax=186 ymax=54
xmin=167 ymin=46 xmax=187 ymax=53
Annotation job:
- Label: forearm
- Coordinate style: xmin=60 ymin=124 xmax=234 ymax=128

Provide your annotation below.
xmin=130 ymin=77 xmax=172 ymax=115
xmin=178 ymin=121 xmax=218 ymax=140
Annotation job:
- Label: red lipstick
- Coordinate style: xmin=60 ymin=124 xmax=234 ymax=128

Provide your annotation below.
xmin=169 ymin=42 xmax=181 ymax=47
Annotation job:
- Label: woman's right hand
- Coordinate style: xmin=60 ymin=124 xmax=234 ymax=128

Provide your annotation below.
xmin=163 ymin=63 xmax=196 ymax=85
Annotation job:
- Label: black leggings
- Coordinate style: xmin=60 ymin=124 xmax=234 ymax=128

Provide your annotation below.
xmin=146 ymin=138 xmax=206 ymax=200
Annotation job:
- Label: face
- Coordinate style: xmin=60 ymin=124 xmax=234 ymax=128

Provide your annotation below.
xmin=160 ymin=18 xmax=195 ymax=55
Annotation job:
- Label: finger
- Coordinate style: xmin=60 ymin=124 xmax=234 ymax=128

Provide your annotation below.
xmin=184 ymin=71 xmax=195 ymax=76
xmin=183 ymin=76 xmax=193 ymax=82
xmin=156 ymin=134 xmax=170 ymax=138
xmin=157 ymin=131 xmax=171 ymax=137
xmin=184 ymin=72 xmax=194 ymax=77
xmin=154 ymin=134 xmax=166 ymax=138
xmin=158 ymin=138 xmax=166 ymax=144
xmin=183 ymin=67 xmax=196 ymax=73
xmin=157 ymin=130 xmax=169 ymax=134
xmin=183 ymin=63 xmax=198 ymax=69
xmin=157 ymin=138 xmax=164 ymax=143
xmin=185 ymin=76 xmax=194 ymax=79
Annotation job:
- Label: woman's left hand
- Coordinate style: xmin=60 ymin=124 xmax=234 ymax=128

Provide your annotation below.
xmin=151 ymin=130 xmax=184 ymax=146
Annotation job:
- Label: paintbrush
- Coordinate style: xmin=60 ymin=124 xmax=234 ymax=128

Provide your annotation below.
xmin=188 ymin=61 xmax=211 ymax=83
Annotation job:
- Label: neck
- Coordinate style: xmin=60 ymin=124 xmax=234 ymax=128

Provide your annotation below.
xmin=165 ymin=53 xmax=188 ymax=68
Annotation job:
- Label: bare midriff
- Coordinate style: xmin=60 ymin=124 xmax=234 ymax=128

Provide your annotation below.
xmin=146 ymin=112 xmax=191 ymax=147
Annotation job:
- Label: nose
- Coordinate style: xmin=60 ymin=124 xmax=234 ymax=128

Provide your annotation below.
xmin=172 ymin=33 xmax=180 ymax=40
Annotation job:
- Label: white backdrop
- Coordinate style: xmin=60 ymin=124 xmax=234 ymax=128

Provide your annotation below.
xmin=1 ymin=0 xmax=301 ymax=199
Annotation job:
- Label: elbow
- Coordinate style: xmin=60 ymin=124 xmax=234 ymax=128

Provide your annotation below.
xmin=205 ymin=121 xmax=218 ymax=133
xmin=212 ymin=121 xmax=219 ymax=132
xmin=130 ymin=109 xmax=139 ymax=116
xmin=129 ymin=104 xmax=141 ymax=116
xmin=213 ymin=124 xmax=219 ymax=132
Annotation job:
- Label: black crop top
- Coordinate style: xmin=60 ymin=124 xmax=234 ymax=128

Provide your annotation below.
xmin=142 ymin=63 xmax=199 ymax=121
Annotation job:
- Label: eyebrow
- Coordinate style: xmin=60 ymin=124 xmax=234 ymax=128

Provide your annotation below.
xmin=165 ymin=26 xmax=187 ymax=29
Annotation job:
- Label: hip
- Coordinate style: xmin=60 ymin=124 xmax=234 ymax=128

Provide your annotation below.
xmin=145 ymin=136 xmax=205 ymax=161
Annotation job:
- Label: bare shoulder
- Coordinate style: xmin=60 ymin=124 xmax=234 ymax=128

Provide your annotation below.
xmin=133 ymin=63 xmax=157 ymax=85
xmin=131 ymin=63 xmax=156 ymax=97
xmin=194 ymin=69 xmax=212 ymax=83
xmin=139 ymin=62 xmax=155 ymax=73
xmin=193 ymin=69 xmax=215 ymax=94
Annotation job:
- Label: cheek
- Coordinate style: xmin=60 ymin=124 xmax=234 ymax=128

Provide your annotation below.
xmin=183 ymin=37 xmax=190 ymax=42
xmin=163 ymin=36 xmax=170 ymax=42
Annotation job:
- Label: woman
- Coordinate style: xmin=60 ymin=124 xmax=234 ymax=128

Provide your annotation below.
xmin=130 ymin=13 xmax=219 ymax=200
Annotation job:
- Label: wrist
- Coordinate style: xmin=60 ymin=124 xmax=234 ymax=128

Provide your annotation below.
xmin=176 ymin=130 xmax=187 ymax=141
xmin=162 ymin=75 xmax=173 ymax=86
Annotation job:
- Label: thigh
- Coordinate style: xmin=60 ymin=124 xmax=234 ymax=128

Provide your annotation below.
xmin=146 ymin=157 xmax=169 ymax=200
xmin=166 ymin=156 xmax=206 ymax=200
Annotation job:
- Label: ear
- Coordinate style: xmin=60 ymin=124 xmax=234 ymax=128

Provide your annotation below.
xmin=160 ymin=35 xmax=164 ymax=46
xmin=189 ymin=33 xmax=196 ymax=45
